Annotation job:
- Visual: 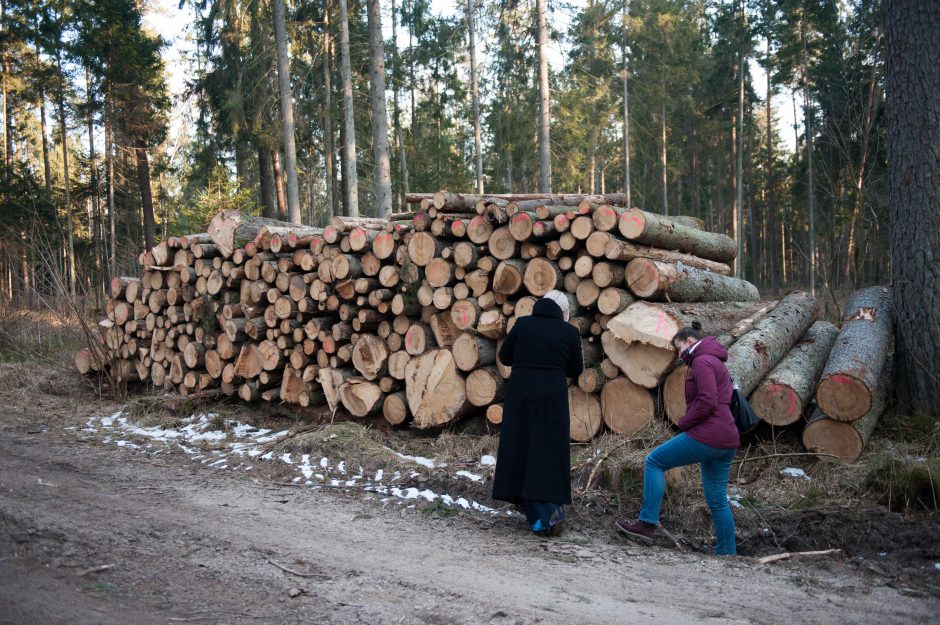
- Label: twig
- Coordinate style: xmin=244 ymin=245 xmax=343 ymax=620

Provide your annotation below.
xmin=76 ymin=563 xmax=115 ymax=577
xmin=266 ymin=558 xmax=330 ymax=579
xmin=757 ymin=548 xmax=841 ymax=565
xmin=657 ymin=524 xmax=685 ymax=551
xmin=733 ymin=452 xmax=837 ymax=464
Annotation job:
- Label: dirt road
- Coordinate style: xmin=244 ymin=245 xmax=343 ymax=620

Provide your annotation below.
xmin=0 ymin=426 xmax=935 ymax=625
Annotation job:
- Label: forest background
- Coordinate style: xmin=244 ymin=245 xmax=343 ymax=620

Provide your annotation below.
xmin=0 ymin=0 xmax=889 ymax=305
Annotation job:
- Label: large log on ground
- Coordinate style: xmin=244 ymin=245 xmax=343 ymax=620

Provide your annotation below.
xmin=339 ymin=379 xmax=384 ymax=416
xmin=815 ymin=286 xmax=894 ymax=422
xmin=569 ymin=386 xmax=603 ymax=442
xmin=750 ymin=321 xmax=839 ymax=426
xmin=600 ymin=377 xmax=655 ymax=435
xmin=803 ymin=361 xmax=893 ymax=463
xmin=404 ymin=349 xmax=469 ymax=429
xmin=208 ymin=211 xmax=290 ymax=257
xmin=608 ymin=300 xmax=777 ymax=351
xmin=662 ymin=291 xmax=818 ymax=423
xmin=618 ymin=208 xmax=737 ymax=263
xmin=625 ymin=259 xmax=759 ymax=302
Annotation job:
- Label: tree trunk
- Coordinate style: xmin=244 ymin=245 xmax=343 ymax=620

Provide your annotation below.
xmin=39 ymin=85 xmax=53 ymax=194
xmin=57 ymin=62 xmax=76 ymax=295
xmin=105 ymin=85 xmax=116 ymax=276
xmin=735 ymin=3 xmax=745 ymax=277
xmin=803 ymin=361 xmax=893 ymax=463
xmin=750 ymin=320 xmax=838 ymax=426
xmin=660 ymin=96 xmax=668 ymax=216
xmin=885 ymin=0 xmax=940 ymax=418
xmin=618 ymin=208 xmax=737 ymax=263
xmin=367 ymin=0 xmax=392 ymax=218
xmin=271 ymin=149 xmax=288 ymax=220
xmin=624 ymin=258 xmax=759 ymax=302
xmin=404 ymin=349 xmax=469 ymax=429
xmin=338 ymin=0 xmax=359 ymax=216
xmin=800 ymin=13 xmax=816 ymax=295
xmin=319 ymin=3 xmax=337 ymax=219
xmin=85 ymin=66 xmax=103 ymax=288
xmin=765 ymin=22 xmax=778 ymax=294
xmin=535 ymin=0 xmax=551 ymax=193
xmin=467 ymin=0 xmax=483 ymax=194
xmin=272 ymin=0 xmax=301 ymax=223
xmin=602 ymin=237 xmax=731 ymax=275
xmin=816 ymin=286 xmax=894 ymax=422
xmin=258 ymin=146 xmax=277 ymax=218
xmin=621 ymin=0 xmax=631 ymax=207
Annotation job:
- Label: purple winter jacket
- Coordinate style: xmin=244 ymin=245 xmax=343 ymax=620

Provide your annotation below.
xmin=678 ymin=337 xmax=740 ymax=450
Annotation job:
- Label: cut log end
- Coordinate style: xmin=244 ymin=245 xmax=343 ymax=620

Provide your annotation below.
xmin=750 ymin=383 xmax=804 ymax=426
xmin=816 ymin=373 xmax=872 ymax=422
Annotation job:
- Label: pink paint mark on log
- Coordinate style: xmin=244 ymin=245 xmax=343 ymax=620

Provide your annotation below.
xmin=655 ymin=312 xmax=668 ymax=337
xmin=831 ymin=374 xmax=855 ymax=385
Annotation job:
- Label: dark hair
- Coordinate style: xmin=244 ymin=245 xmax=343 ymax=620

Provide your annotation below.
xmin=673 ymin=321 xmax=704 ymax=344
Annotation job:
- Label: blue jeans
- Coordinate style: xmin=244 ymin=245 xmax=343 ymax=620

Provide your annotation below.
xmin=639 ymin=433 xmax=737 ymax=555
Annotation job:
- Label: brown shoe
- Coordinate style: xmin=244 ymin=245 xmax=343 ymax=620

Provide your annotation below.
xmin=616 ymin=518 xmax=656 ymax=545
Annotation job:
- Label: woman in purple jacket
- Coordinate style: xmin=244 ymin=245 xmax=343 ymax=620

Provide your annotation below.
xmin=616 ymin=322 xmax=740 ymax=555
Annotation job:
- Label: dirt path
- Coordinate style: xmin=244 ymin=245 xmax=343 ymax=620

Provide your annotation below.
xmin=0 ymin=426 xmax=935 ymax=625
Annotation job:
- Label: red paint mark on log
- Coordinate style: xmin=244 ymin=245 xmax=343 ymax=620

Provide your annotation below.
xmin=830 ymin=374 xmax=855 ymax=385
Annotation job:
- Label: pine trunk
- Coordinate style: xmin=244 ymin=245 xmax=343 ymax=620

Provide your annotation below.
xmin=619 ymin=208 xmax=737 ymax=263
xmin=367 ymin=0 xmax=392 ymax=218
xmin=338 ymin=0 xmax=359 ymax=216
xmin=272 ymin=0 xmax=301 ymax=223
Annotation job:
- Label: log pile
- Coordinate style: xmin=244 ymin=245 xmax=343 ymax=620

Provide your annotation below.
xmin=76 ymin=195 xmax=893 ymax=458
xmin=802 ymin=287 xmax=895 ymax=462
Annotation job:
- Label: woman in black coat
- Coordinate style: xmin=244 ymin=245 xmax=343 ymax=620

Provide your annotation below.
xmin=492 ymin=290 xmax=584 ymax=535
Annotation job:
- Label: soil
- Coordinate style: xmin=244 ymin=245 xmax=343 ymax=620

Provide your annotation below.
xmin=1 ymin=363 xmax=938 ymax=624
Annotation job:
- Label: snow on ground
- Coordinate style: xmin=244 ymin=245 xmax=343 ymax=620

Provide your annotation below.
xmin=79 ymin=409 xmax=501 ymax=515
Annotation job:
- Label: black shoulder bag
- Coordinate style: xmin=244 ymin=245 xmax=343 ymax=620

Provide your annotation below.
xmin=730 ymin=383 xmax=760 ymax=434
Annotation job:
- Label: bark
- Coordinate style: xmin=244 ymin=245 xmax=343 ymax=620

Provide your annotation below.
xmin=271 ymin=150 xmax=288 ymax=220
xmin=751 ymin=321 xmax=839 ymax=426
xmin=338 ymin=0 xmax=359 ymax=216
xmin=800 ymin=13 xmax=816 ymax=295
xmin=467 ymin=0 xmax=483 ymax=193
xmin=803 ymin=361 xmax=893 ymax=463
xmin=57 ymin=64 xmax=76 ymax=294
xmin=404 ymin=349 xmax=469 ymax=429
xmin=816 ymin=286 xmax=894 ymax=422
xmin=367 ymin=0 xmax=392 ymax=218
xmin=272 ymin=0 xmax=301 ymax=223
xmin=619 ymin=208 xmax=738 ymax=263
xmin=885 ymin=0 xmax=940 ymax=417
xmin=258 ymin=146 xmax=277 ymax=218
xmin=722 ymin=291 xmax=819 ymax=398
xmin=535 ymin=0 xmax=551 ymax=193
xmin=601 ymin=376 xmax=654 ymax=435
xmin=621 ymin=0 xmax=631 ymax=207
xmin=624 ymin=259 xmax=759 ymax=302
xmin=319 ymin=5 xmax=337 ymax=218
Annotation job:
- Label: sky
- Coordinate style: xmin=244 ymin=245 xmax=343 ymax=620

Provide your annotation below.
xmin=144 ymin=0 xmax=799 ymax=170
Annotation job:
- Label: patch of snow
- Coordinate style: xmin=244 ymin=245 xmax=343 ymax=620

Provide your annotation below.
xmin=779 ymin=467 xmax=811 ymax=480
xmin=374 ymin=469 xmax=384 ymax=481
xmin=456 ymin=470 xmax=483 ymax=482
xmin=337 ymin=461 xmax=346 ymax=474
xmin=480 ymin=455 xmax=497 ymax=466
xmin=255 ymin=430 xmax=289 ymax=443
xmin=279 ymin=453 xmax=293 ymax=465
xmin=390 ymin=450 xmax=438 ymax=469
xmin=260 ymin=451 xmax=274 ymax=461
xmin=320 ymin=457 xmax=329 ymax=469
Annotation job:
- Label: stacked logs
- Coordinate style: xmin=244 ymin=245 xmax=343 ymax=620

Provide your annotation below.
xmin=77 ymin=194 xmax=892 ymax=460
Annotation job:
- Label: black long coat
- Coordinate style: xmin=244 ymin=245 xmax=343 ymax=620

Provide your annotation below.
xmin=491 ymin=298 xmax=584 ymax=506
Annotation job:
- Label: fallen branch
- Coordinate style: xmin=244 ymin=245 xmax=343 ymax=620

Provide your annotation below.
xmin=757 ymin=548 xmax=841 ymax=565
xmin=734 ymin=451 xmax=838 ymax=465
xmin=266 ymin=557 xmax=330 ymax=579
xmin=76 ymin=563 xmax=115 ymax=577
